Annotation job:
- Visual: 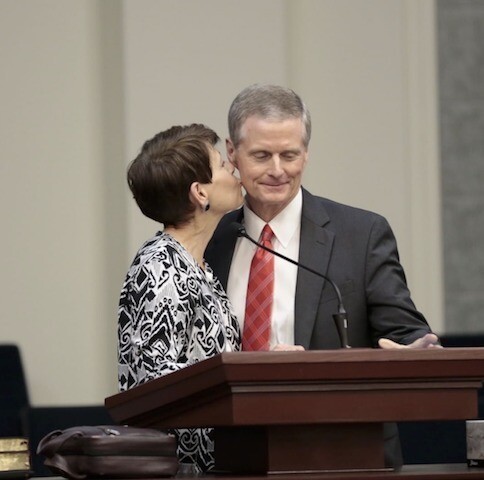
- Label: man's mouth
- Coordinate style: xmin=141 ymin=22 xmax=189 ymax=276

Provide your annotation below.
xmin=263 ymin=181 xmax=288 ymax=188
xmin=265 ymin=184 xmax=287 ymax=191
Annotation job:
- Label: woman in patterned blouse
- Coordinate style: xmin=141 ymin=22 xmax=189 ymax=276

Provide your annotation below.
xmin=118 ymin=124 xmax=243 ymax=472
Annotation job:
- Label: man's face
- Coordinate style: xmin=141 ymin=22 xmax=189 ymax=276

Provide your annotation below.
xmin=227 ymin=116 xmax=308 ymax=221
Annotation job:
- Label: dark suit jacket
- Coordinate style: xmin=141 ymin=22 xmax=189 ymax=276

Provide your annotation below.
xmin=205 ymin=188 xmax=433 ymax=468
xmin=205 ymin=188 xmax=431 ymax=350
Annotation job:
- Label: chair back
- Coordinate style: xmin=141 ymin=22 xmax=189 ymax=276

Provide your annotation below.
xmin=0 ymin=344 xmax=30 ymax=437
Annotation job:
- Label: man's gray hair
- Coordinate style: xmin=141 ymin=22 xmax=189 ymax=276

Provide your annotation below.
xmin=228 ymin=84 xmax=312 ymax=148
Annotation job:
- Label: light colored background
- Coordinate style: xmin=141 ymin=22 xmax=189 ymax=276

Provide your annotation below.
xmin=1 ymin=0 xmax=444 ymax=406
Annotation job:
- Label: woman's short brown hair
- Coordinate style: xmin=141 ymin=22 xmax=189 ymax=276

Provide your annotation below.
xmin=127 ymin=124 xmax=219 ymax=227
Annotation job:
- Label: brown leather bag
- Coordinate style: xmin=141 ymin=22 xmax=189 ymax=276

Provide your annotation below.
xmin=37 ymin=425 xmax=178 ymax=479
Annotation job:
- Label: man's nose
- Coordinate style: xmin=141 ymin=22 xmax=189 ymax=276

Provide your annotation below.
xmin=268 ymin=156 xmax=284 ymax=176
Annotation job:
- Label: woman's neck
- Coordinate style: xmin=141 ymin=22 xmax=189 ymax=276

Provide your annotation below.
xmin=164 ymin=219 xmax=216 ymax=269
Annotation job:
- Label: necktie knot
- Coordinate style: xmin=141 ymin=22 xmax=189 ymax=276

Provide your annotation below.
xmin=260 ymin=224 xmax=274 ymax=245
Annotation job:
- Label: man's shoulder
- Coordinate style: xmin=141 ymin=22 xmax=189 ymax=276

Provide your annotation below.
xmin=217 ymin=208 xmax=242 ymax=226
xmin=211 ymin=209 xmax=242 ymax=237
xmin=206 ymin=208 xmax=242 ymax=253
xmin=303 ymin=189 xmax=386 ymax=225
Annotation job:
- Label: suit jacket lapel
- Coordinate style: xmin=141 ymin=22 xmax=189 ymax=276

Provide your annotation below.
xmin=294 ymin=189 xmax=335 ymax=348
xmin=205 ymin=209 xmax=243 ymax=289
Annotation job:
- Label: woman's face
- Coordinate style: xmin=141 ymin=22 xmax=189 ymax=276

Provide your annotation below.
xmin=206 ymin=146 xmax=243 ymax=214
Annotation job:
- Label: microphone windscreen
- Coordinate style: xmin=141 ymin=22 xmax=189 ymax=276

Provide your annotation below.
xmin=229 ymin=222 xmax=246 ymax=237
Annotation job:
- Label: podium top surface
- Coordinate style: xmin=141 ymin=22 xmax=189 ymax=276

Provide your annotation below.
xmin=108 ymin=348 xmax=484 ymax=402
xmin=106 ymin=348 xmax=484 ymax=427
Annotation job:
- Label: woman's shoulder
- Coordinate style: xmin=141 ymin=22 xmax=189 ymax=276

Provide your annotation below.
xmin=130 ymin=232 xmax=184 ymax=268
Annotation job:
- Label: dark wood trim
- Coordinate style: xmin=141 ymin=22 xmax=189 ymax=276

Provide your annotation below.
xmin=105 ymin=349 xmax=484 ymax=474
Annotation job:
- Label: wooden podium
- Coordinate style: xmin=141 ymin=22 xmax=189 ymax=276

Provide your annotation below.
xmin=105 ymin=349 xmax=484 ymax=475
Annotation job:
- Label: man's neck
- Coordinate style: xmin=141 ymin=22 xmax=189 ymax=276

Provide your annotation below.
xmin=245 ymin=190 xmax=301 ymax=223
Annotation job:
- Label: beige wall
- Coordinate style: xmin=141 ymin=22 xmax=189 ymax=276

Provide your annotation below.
xmin=0 ymin=0 xmax=442 ymax=406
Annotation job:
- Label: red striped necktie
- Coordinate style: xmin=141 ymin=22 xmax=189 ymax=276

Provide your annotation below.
xmin=242 ymin=224 xmax=275 ymax=351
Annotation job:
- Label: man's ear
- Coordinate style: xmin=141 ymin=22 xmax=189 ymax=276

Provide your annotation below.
xmin=302 ymin=148 xmax=309 ymax=168
xmin=189 ymin=182 xmax=208 ymax=209
xmin=226 ymin=138 xmax=237 ymax=168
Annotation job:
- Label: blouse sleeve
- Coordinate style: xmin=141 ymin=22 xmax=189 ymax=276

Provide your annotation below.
xmin=118 ymin=251 xmax=198 ymax=390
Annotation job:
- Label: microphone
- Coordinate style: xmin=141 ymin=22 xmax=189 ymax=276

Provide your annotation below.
xmin=232 ymin=222 xmax=351 ymax=349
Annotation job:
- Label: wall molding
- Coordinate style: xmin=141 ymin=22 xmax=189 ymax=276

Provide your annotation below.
xmin=404 ymin=0 xmax=444 ymax=332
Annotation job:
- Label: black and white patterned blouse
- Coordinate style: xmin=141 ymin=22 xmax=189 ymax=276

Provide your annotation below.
xmin=118 ymin=231 xmax=241 ymax=472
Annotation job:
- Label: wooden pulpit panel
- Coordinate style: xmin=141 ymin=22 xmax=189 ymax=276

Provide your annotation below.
xmin=105 ymin=348 xmax=484 ymax=474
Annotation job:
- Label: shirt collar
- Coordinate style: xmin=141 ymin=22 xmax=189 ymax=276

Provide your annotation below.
xmin=243 ymin=189 xmax=302 ymax=248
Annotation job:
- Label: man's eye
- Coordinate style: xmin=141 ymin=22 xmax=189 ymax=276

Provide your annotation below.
xmin=253 ymin=152 xmax=269 ymax=160
xmin=282 ymin=152 xmax=297 ymax=160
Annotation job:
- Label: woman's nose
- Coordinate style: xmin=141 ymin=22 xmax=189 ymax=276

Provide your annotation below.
xmin=225 ymin=161 xmax=235 ymax=174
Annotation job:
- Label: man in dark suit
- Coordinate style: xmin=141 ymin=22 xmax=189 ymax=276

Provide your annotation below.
xmin=205 ymin=84 xmax=440 ymax=466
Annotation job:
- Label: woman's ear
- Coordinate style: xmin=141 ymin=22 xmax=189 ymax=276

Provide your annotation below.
xmin=189 ymin=182 xmax=209 ymax=210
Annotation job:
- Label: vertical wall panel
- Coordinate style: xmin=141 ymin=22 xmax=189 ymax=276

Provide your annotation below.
xmin=121 ymin=0 xmax=288 ymax=256
xmin=438 ymin=0 xmax=484 ymax=333
xmin=287 ymin=0 xmax=443 ymax=332
xmin=0 ymin=0 xmax=118 ymax=404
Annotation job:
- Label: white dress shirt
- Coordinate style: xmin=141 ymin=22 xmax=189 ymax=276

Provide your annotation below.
xmin=226 ymin=190 xmax=302 ymax=348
